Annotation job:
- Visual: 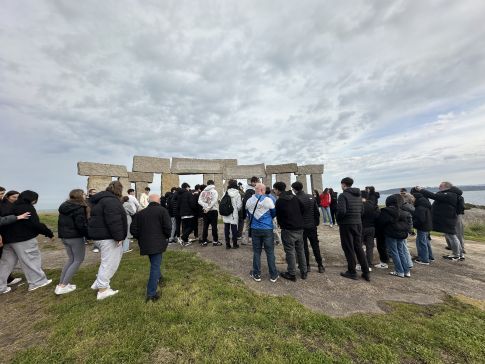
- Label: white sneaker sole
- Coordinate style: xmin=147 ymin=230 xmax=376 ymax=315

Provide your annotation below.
xmin=28 ymin=279 xmax=52 ymax=292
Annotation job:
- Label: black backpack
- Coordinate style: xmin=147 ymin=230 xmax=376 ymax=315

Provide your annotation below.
xmin=219 ymin=192 xmax=234 ymax=216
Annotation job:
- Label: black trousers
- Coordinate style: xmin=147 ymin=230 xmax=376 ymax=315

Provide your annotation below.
xmin=202 ymin=210 xmax=219 ymax=242
xmin=174 ymin=216 xmax=181 ymax=237
xmin=375 ymin=229 xmax=389 ymax=263
xmin=237 ymin=216 xmax=244 ymax=238
xmin=339 ymin=224 xmax=369 ymax=274
xmin=193 ymin=216 xmax=199 ymax=238
xmin=181 ymin=218 xmax=195 ymax=243
xmin=303 ymin=227 xmax=323 ymax=267
xmin=330 ymin=206 xmax=337 ymax=225
xmin=224 ymin=223 xmax=238 ymax=245
xmin=362 ymin=226 xmax=375 ymax=266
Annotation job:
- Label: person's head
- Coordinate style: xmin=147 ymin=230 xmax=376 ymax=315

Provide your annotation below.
xmin=291 ymin=181 xmax=303 ymax=193
xmin=149 ymin=194 xmax=160 ymax=203
xmin=171 ymin=187 xmax=178 ymax=193
xmin=329 ymin=188 xmax=334 ymax=194
xmin=88 ymin=188 xmax=97 ymax=196
xmin=227 ymin=179 xmax=238 ymax=190
xmin=400 ymin=188 xmax=407 ymax=195
xmin=181 ymin=182 xmax=190 ymax=190
xmin=385 ymin=194 xmax=402 ymax=208
xmin=194 ymin=184 xmax=201 ymax=192
xmin=439 ymin=181 xmax=453 ymax=191
xmin=273 ymin=181 xmax=286 ymax=196
xmin=207 ymin=180 xmax=214 ymax=186
xmin=106 ymin=181 xmax=123 ymax=198
xmin=127 ymin=188 xmax=135 ymax=195
xmin=0 ymin=186 xmax=5 ymax=200
xmin=323 ymin=188 xmax=329 ymax=194
xmin=68 ymin=189 xmax=86 ymax=205
xmin=121 ymin=196 xmax=129 ymax=203
xmin=265 ymin=186 xmax=271 ymax=195
xmin=4 ymin=190 xmax=20 ymax=204
xmin=164 ymin=191 xmax=171 ymax=198
xmin=340 ymin=177 xmax=354 ymax=190
xmin=361 ymin=190 xmax=368 ymax=201
xmin=250 ymin=176 xmax=260 ymax=186
xmin=368 ymin=186 xmax=376 ymax=194
xmin=255 ymin=183 xmax=266 ymax=195
xmin=144 ymin=187 xmax=151 ymax=193
xmin=200 ymin=184 xmax=207 ymax=191
xmin=18 ymin=190 xmax=39 ymax=205
xmin=313 ymin=189 xmax=319 ymax=197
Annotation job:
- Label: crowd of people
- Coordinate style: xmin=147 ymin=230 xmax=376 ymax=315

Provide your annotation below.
xmin=0 ymin=176 xmax=466 ymax=301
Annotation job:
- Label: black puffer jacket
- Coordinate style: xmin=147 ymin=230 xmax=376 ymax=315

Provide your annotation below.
xmin=177 ymin=189 xmax=196 ymax=217
xmin=367 ymin=191 xmax=380 ymax=206
xmin=294 ymin=191 xmax=320 ymax=229
xmin=376 ymin=206 xmax=410 ymax=239
xmin=58 ymin=201 xmax=88 ymax=239
xmin=130 ymin=202 xmax=172 ymax=255
xmin=275 ymin=191 xmax=305 ymax=230
xmin=1 ymin=191 xmax=53 ymax=244
xmin=411 ymin=193 xmax=432 ymax=232
xmin=167 ymin=191 xmax=179 ymax=218
xmin=362 ymin=200 xmax=379 ymax=228
xmin=336 ymin=188 xmax=363 ymax=225
xmin=87 ymin=191 xmax=127 ymax=241
xmin=242 ymin=187 xmax=256 ymax=220
xmin=420 ymin=187 xmax=459 ymax=234
xmin=330 ymin=192 xmax=338 ymax=209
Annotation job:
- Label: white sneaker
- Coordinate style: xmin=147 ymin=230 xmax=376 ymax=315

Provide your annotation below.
xmin=374 ymin=262 xmax=389 ymax=269
xmin=93 ymin=248 xmax=100 ymax=253
xmin=123 ymin=249 xmax=133 ymax=253
xmin=68 ymin=284 xmax=77 ymax=289
xmin=55 ymin=285 xmax=76 ymax=295
xmin=356 ymin=264 xmax=361 ymax=271
xmin=368 ymin=267 xmax=372 ymax=272
xmin=1 ymin=287 xmax=12 ymax=294
xmin=405 ymin=272 xmax=411 ymax=278
xmin=28 ymin=279 xmax=52 ymax=292
xmin=91 ymin=282 xmax=99 ymax=290
xmin=7 ymin=277 xmax=22 ymax=286
xmin=97 ymin=288 xmax=119 ymax=300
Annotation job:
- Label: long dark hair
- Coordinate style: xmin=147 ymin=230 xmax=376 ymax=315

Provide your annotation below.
xmin=106 ymin=181 xmax=123 ymax=198
xmin=2 ymin=190 xmax=19 ymax=204
xmin=68 ymin=189 xmax=90 ymax=217
xmin=323 ymin=188 xmax=329 ymax=195
xmin=313 ymin=189 xmax=320 ymax=198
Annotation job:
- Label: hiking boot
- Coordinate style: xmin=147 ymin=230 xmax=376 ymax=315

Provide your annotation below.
xmin=280 ymin=272 xmax=296 ymax=281
xmin=226 ymin=243 xmax=232 ymax=249
xmin=340 ymin=271 xmax=358 ymax=280
xmin=213 ymin=241 xmax=222 ymax=246
xmin=233 ymin=243 xmax=240 ymax=249
xmin=361 ymin=273 xmax=371 ymax=282
xmin=300 ymin=272 xmax=308 ymax=280
xmin=318 ymin=265 xmax=325 ymax=273
xmin=250 ymin=272 xmax=261 ymax=282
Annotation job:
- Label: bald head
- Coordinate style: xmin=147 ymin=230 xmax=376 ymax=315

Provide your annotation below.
xmin=148 ymin=194 xmax=160 ymax=203
xmin=255 ymin=183 xmax=266 ymax=195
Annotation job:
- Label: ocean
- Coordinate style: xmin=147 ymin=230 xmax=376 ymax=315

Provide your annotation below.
xmin=379 ymin=190 xmax=485 ymax=206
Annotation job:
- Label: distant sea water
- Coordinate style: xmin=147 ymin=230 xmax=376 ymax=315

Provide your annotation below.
xmin=379 ymin=190 xmax=485 ymax=206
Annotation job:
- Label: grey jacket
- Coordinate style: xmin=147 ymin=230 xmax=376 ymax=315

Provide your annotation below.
xmin=0 ymin=215 xmax=16 ymax=227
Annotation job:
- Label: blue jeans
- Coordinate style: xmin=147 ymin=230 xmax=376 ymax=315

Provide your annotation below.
xmin=403 ymin=241 xmax=413 ymax=268
xmin=320 ymin=207 xmax=333 ymax=225
xmin=122 ymin=238 xmax=130 ymax=252
xmin=147 ymin=253 xmax=162 ymax=298
xmin=251 ymin=229 xmax=278 ymax=279
xmin=416 ymin=230 xmax=434 ymax=262
xmin=386 ymin=237 xmax=409 ymax=275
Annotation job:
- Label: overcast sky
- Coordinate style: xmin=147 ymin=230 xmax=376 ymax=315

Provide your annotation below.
xmin=1 ymin=0 xmax=485 ymax=209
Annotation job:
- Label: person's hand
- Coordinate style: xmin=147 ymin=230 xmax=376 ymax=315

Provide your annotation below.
xmin=0 ymin=235 xmax=3 ymax=248
xmin=17 ymin=212 xmax=31 ymax=220
xmin=117 ymin=241 xmax=123 ymax=246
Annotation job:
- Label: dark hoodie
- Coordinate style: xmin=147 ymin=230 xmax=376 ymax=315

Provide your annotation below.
xmin=336 ymin=188 xmax=363 ymax=225
xmin=58 ymin=201 xmax=89 ymax=239
xmin=87 ymin=191 xmax=127 ymax=241
xmin=275 ymin=191 xmax=305 ymax=230
xmin=411 ymin=192 xmax=432 ymax=232
xmin=177 ymin=189 xmax=196 ymax=217
xmin=376 ymin=195 xmax=410 ymax=239
xmin=420 ymin=187 xmax=461 ymax=234
xmin=1 ymin=190 xmax=53 ymax=244
xmin=362 ymin=199 xmax=379 ymax=228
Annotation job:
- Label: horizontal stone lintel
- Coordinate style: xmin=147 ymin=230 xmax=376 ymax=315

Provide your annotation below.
xmin=223 ymin=164 xmax=266 ymax=179
xmin=171 ymin=157 xmax=224 ymax=174
xmin=132 ymin=156 xmax=171 ymax=173
xmin=78 ymin=162 xmax=128 ymax=177
xmin=128 ymin=171 xmax=154 ymax=183
xmin=265 ymin=163 xmax=298 ymax=174
xmin=297 ymin=164 xmax=324 ymax=175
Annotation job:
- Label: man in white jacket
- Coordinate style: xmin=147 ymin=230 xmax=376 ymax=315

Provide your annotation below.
xmin=139 ymin=187 xmax=150 ymax=209
xmin=198 ymin=180 xmax=220 ymax=246
xmin=222 ymin=179 xmax=242 ymax=249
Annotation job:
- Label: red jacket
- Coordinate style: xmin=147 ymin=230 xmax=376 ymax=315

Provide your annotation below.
xmin=320 ymin=193 xmax=331 ymax=208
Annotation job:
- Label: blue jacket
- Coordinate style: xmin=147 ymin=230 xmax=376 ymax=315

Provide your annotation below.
xmin=246 ymin=194 xmax=276 ymax=230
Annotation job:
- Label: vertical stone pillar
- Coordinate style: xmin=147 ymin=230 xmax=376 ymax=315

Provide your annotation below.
xmin=262 ymin=175 xmax=271 ymax=188
xmin=296 ymin=174 xmax=308 ymax=193
xmin=310 ymin=174 xmax=323 ymax=193
xmin=213 ymin=174 xmax=224 ymax=199
xmin=203 ymin=174 xmax=215 ymax=184
xmin=87 ymin=176 xmax=112 ymax=192
xmin=135 ymin=182 xmax=149 ymax=200
xmin=118 ymin=177 xmax=130 ymax=196
xmin=275 ymin=173 xmax=292 ymax=190
xmin=161 ymin=173 xmax=179 ymax=194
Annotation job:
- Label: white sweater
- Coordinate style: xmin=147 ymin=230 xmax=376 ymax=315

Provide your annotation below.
xmin=222 ymin=188 xmax=242 ymax=225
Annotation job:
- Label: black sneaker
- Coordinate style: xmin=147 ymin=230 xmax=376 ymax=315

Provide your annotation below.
xmin=414 ymin=259 xmax=430 ymax=265
xmin=202 ymin=241 xmax=208 ymax=247
xmin=459 ymin=256 xmax=465 ymax=261
xmin=280 ymin=272 xmax=296 ymax=281
xmin=225 ymin=243 xmax=231 ymax=249
xmin=233 ymin=243 xmax=240 ymax=249
xmin=300 ymin=272 xmax=308 ymax=280
xmin=361 ymin=273 xmax=371 ymax=282
xmin=250 ymin=272 xmax=261 ymax=282
xmin=213 ymin=241 xmax=222 ymax=246
xmin=340 ymin=271 xmax=358 ymax=280
xmin=318 ymin=265 xmax=325 ymax=273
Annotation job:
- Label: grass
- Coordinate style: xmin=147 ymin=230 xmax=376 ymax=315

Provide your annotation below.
xmin=38 ymin=212 xmax=59 ymax=233
xmin=463 ymin=222 xmax=485 ymax=242
xmin=9 ymin=250 xmax=485 ymax=364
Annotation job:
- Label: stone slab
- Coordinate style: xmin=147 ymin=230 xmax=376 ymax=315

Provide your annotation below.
xmin=310 ymin=174 xmax=323 ymax=192
xmin=161 ymin=173 xmax=180 ymax=194
xmin=87 ymin=176 xmax=112 ymax=192
xmin=78 ymin=162 xmax=128 ymax=177
xmin=132 ymin=156 xmax=171 ymax=173
xmin=262 ymin=175 xmax=271 ymax=188
xmin=128 ymin=172 xmax=154 ymax=183
xmin=213 ymin=159 xmax=238 ymax=168
xmin=171 ymin=158 xmax=223 ymax=174
xmin=213 ymin=174 xmax=224 ymax=199
xmin=223 ymin=164 xmax=266 ymax=179
xmin=265 ymin=163 xmax=298 ymax=174
xmin=297 ymin=164 xmax=324 ymax=175
xmin=296 ymin=174 xmax=308 ymax=193
xmin=275 ymin=173 xmax=292 ymax=190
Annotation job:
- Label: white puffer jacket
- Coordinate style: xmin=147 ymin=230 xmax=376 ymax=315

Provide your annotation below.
xmin=222 ymin=188 xmax=242 ymax=225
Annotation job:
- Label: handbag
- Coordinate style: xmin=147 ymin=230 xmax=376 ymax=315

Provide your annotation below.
xmin=248 ymin=195 xmax=262 ymax=237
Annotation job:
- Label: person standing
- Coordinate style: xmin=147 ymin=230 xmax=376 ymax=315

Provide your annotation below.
xmin=292 ymin=181 xmax=325 ymax=274
xmin=178 ymin=183 xmax=197 ymax=246
xmin=88 ymin=181 xmax=127 ymax=300
xmin=336 ymin=178 xmax=370 ymax=281
xmin=0 ymin=190 xmax=54 ymax=293
xmin=329 ymin=188 xmax=338 ymax=226
xmin=359 ymin=191 xmax=379 ymax=271
xmin=198 ymin=180 xmax=220 ymax=246
xmin=130 ymin=194 xmax=172 ymax=302
xmin=192 ymin=185 xmax=203 ymax=243
xmin=273 ymin=182 xmax=307 ymax=281
xmin=241 ymin=176 xmax=259 ymax=245
xmin=127 ymin=189 xmax=141 ymax=212
xmin=55 ymin=189 xmax=89 ymax=295
xmin=122 ymin=196 xmax=136 ymax=253
xmin=167 ymin=187 xmax=180 ymax=243
xmin=246 ymin=183 xmax=278 ymax=283
xmin=139 ymin=187 xmax=150 ymax=209
xmin=221 ymin=179 xmax=242 ymax=249
xmin=410 ymin=188 xmax=434 ymax=265
xmin=416 ymin=182 xmax=463 ymax=260
xmin=319 ymin=188 xmax=333 ymax=226
xmin=455 ymin=188 xmax=466 ymax=255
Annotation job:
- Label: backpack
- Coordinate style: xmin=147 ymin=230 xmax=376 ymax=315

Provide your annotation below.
xmin=219 ymin=192 xmax=234 ymax=216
